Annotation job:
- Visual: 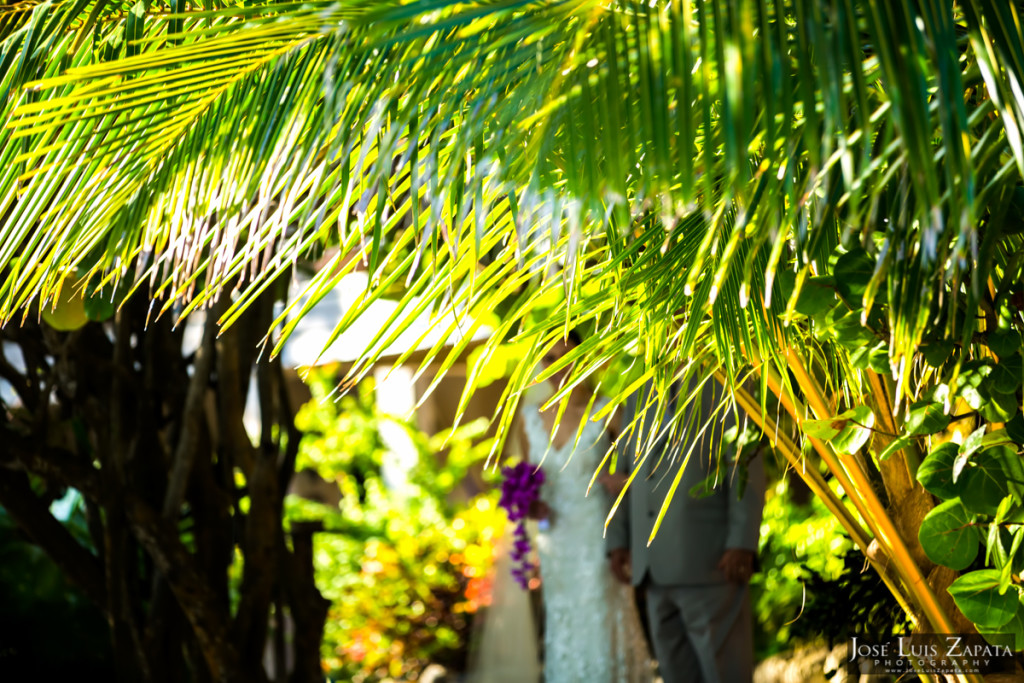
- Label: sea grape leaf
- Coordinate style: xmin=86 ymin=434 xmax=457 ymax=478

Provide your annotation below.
xmin=961 ymin=450 xmax=1011 ymax=517
xmin=958 ymin=362 xmax=994 ymax=410
xmin=795 ymin=276 xmax=836 ymax=317
xmin=906 ymin=401 xmax=951 ymax=436
xmin=917 ymin=442 xmax=961 ymax=499
xmin=834 ymin=248 xmax=875 ymax=306
xmin=948 ymin=570 xmax=1020 ymax=629
xmin=803 ymin=406 xmax=875 ymax=455
xmin=992 ymin=354 xmax=1022 ymax=394
xmin=922 ymin=341 xmax=955 ymax=368
xmin=977 ymin=600 xmax=1024 ymax=651
xmin=990 ymin=329 xmax=1022 ymax=358
xmin=919 ymin=499 xmax=979 ymax=571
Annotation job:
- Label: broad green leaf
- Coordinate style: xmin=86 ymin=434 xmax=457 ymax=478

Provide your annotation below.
xmin=956 ymin=426 xmax=990 ymax=481
xmin=831 ymin=406 xmax=875 ymax=455
xmin=958 ymin=362 xmax=995 ymax=410
xmin=83 ymin=295 xmax=115 ymax=322
xmin=922 ymin=341 xmax=955 ymax=368
xmin=986 ymin=444 xmax=1024 ymax=502
xmin=978 ymin=600 xmax=1024 ymax=652
xmin=995 ymin=496 xmax=1016 ymax=525
xmin=878 ymin=435 xmax=910 ymax=461
xmin=1010 ymin=525 xmax=1024 ymax=576
xmin=794 ymin=276 xmax=836 ymax=317
xmin=917 ymin=442 xmax=961 ymax=499
xmin=905 ymin=401 xmax=951 ymax=436
xmin=826 ymin=309 xmax=878 ymax=351
xmin=40 ymin=288 xmax=89 ymax=331
xmin=948 ymin=570 xmax=1020 ymax=629
xmin=833 ymin=248 xmax=874 ymax=307
xmin=986 ymin=521 xmax=1007 ymax=568
xmin=993 ymin=354 xmax=1023 ymax=394
xmin=982 ymin=429 xmax=1016 ymax=449
xmin=774 ymin=270 xmax=796 ymax=311
xmin=989 ymin=524 xmax=1024 ymax=588
xmin=919 ymin=499 xmax=980 ymax=571
xmin=954 ymin=360 xmax=1020 ymax=422
xmin=1007 ymin=413 xmax=1024 ymax=443
xmin=801 ymin=417 xmax=842 ymax=442
xmin=82 ymin=279 xmax=123 ymax=322
xmin=802 ymin=405 xmax=874 ymax=454
xmin=989 ymin=329 xmax=1022 ymax=358
xmin=961 ymin=451 xmax=1011 ymax=517
xmin=688 ymin=473 xmax=717 ymax=500
xmin=980 ymin=389 xmax=1018 ymax=423
xmin=849 ymin=341 xmax=888 ymax=372
xmin=923 ymin=383 xmax=951 ymax=406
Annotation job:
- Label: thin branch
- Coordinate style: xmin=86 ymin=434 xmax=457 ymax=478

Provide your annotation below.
xmin=275 ymin=359 xmax=300 ymax=494
xmin=232 ymin=359 xmax=282 ymax=666
xmin=846 ymin=417 xmax=901 ymax=439
xmin=1 ymin=433 xmax=102 ymax=501
xmin=162 ymin=303 xmax=219 ymax=519
xmin=0 ymin=351 xmax=33 ymax=406
xmin=124 ymin=494 xmax=239 ymax=682
xmin=785 ymin=353 xmax=962 ymax=638
xmin=215 ymin=313 xmax=256 ymax=483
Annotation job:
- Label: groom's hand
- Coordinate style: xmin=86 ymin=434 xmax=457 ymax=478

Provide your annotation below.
xmin=609 ymin=548 xmax=632 ymax=584
xmin=718 ymin=548 xmax=756 ymax=583
xmin=527 ymin=499 xmax=552 ymax=521
xmin=597 ymin=473 xmax=628 ymax=497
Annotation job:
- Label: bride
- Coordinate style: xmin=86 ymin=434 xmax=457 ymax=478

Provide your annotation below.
xmin=521 ymin=332 xmax=654 ymax=683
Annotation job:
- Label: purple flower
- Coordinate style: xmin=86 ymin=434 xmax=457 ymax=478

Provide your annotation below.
xmin=497 ymin=463 xmax=545 ymax=589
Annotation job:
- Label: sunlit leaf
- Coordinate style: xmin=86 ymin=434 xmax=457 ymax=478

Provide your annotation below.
xmin=919 ymin=499 xmax=979 ymax=571
xmin=948 ymin=570 xmax=1020 ymax=630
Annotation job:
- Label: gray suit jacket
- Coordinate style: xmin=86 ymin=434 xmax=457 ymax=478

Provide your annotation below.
xmin=606 ymin=379 xmax=765 ymax=586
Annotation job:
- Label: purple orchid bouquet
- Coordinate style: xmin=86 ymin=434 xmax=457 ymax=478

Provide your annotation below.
xmin=497 ymin=462 xmax=545 ymax=589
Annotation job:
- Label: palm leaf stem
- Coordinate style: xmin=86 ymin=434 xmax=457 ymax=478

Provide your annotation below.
xmin=866 ymin=369 xmax=922 ymax=471
xmin=784 ymin=351 xmax=964 ymax=643
xmin=752 ymin=362 xmax=963 ymax=681
xmin=757 ymin=358 xmax=886 ymax=539
xmin=721 ymin=372 xmax=870 ymax=548
xmin=726 ymin=377 xmax=927 ymax=635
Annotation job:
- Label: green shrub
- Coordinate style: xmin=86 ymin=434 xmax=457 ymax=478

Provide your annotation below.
xmin=288 ymin=367 xmax=501 ymax=681
xmin=753 ymin=476 xmax=909 ymax=659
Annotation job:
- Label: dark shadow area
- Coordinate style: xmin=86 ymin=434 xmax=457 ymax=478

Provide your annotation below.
xmin=0 ymin=506 xmax=115 ymax=680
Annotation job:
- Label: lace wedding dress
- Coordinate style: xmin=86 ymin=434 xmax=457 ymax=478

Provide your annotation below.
xmin=523 ymin=399 xmax=654 ymax=683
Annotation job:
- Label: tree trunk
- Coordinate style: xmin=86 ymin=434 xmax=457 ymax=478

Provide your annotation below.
xmin=0 ymin=288 xmax=330 ymax=683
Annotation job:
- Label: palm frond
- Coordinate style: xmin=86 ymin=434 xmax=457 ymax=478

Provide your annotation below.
xmin=4 ymin=1 xmax=1024 ymax=647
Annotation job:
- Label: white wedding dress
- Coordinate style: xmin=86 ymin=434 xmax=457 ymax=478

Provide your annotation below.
xmin=523 ymin=399 xmax=654 ymax=683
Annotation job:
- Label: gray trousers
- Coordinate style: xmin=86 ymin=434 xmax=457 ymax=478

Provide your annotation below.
xmin=645 ymin=582 xmax=754 ymax=683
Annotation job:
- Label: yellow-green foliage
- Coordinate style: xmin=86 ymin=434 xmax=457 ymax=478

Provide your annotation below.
xmin=287 ymin=367 xmax=503 ymax=681
xmin=753 ymin=477 xmax=851 ymax=657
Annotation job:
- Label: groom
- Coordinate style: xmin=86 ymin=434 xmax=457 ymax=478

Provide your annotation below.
xmin=606 ymin=378 xmax=765 ymax=683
